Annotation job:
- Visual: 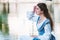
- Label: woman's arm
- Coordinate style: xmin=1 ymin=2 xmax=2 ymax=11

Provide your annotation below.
xmin=37 ymin=24 xmax=51 ymax=40
xmin=27 ymin=11 xmax=39 ymax=22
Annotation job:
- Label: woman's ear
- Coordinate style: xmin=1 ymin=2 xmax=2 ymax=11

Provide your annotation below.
xmin=41 ymin=10 xmax=44 ymax=14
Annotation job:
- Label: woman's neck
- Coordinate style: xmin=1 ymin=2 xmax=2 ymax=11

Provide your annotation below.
xmin=39 ymin=14 xmax=46 ymax=21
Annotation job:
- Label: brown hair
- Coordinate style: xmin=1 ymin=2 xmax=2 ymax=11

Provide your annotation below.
xmin=37 ymin=3 xmax=54 ymax=31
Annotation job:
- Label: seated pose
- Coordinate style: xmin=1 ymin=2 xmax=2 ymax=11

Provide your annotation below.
xmin=27 ymin=3 xmax=56 ymax=40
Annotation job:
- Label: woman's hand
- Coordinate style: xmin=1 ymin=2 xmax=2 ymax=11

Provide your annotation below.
xmin=30 ymin=35 xmax=38 ymax=37
xmin=33 ymin=6 xmax=36 ymax=13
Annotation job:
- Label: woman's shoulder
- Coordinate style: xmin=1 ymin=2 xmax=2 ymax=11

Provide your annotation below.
xmin=44 ymin=18 xmax=50 ymax=25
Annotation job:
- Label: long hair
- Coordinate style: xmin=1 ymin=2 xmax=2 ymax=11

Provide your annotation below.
xmin=37 ymin=3 xmax=54 ymax=31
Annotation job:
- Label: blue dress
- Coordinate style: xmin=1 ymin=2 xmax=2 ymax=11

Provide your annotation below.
xmin=27 ymin=11 xmax=51 ymax=40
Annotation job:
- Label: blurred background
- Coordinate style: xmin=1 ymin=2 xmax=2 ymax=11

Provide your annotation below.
xmin=0 ymin=0 xmax=60 ymax=40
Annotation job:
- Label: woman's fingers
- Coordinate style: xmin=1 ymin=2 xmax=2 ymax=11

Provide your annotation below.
xmin=30 ymin=35 xmax=37 ymax=37
xmin=33 ymin=6 xmax=36 ymax=13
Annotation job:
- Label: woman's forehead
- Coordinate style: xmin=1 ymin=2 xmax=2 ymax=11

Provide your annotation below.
xmin=36 ymin=6 xmax=39 ymax=9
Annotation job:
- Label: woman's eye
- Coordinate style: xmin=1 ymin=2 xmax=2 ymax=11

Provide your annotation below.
xmin=36 ymin=8 xmax=39 ymax=10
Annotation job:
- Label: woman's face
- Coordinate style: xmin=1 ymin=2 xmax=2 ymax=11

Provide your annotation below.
xmin=35 ymin=6 xmax=43 ymax=15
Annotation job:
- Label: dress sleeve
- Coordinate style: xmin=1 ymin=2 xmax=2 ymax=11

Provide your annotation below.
xmin=27 ymin=11 xmax=39 ymax=22
xmin=37 ymin=24 xmax=51 ymax=40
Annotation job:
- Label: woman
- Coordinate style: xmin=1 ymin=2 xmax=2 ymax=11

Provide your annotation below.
xmin=27 ymin=3 xmax=55 ymax=40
